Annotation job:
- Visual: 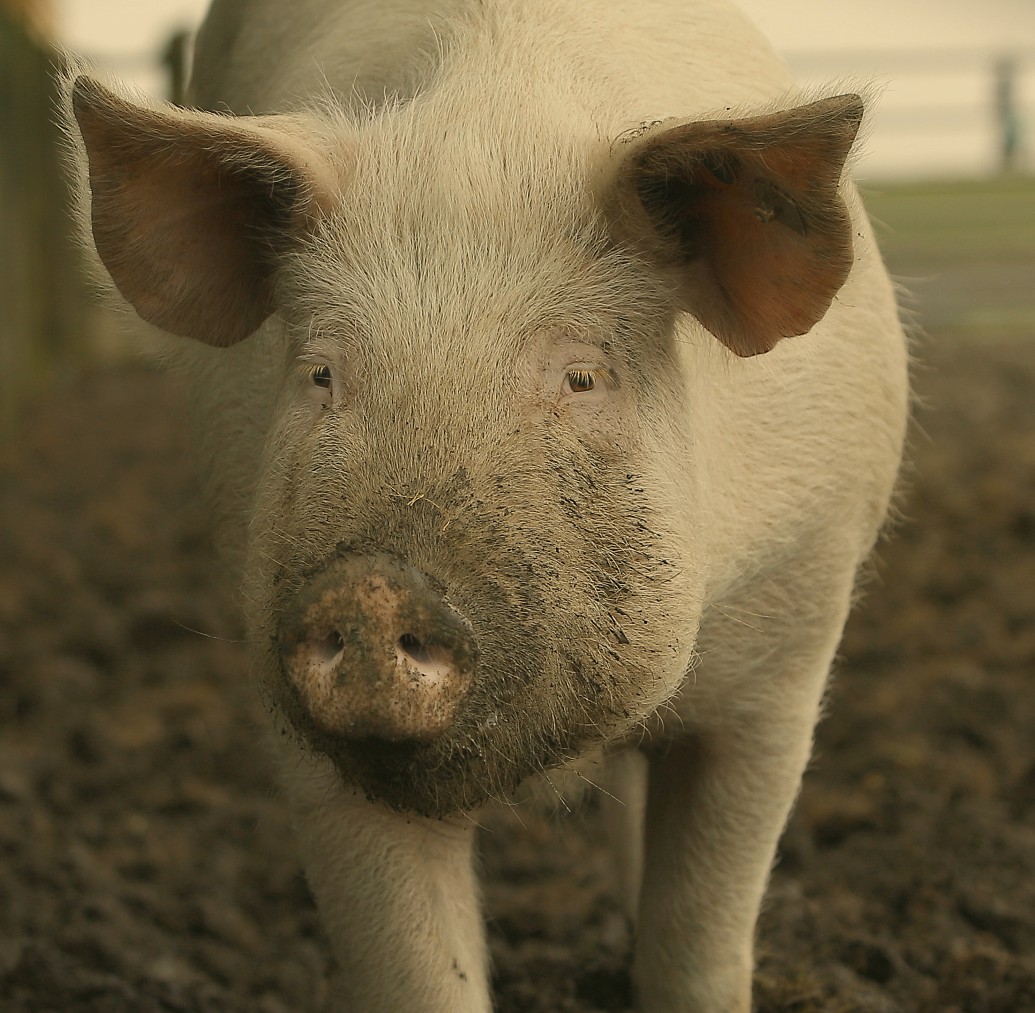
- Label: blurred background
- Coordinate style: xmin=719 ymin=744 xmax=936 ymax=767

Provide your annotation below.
xmin=2 ymin=2 xmax=1034 ymax=1011
xmin=2 ymin=0 xmax=1035 ymax=432
xmin=2 ymin=0 xmax=1034 ymax=438
xmin=51 ymin=0 xmax=1035 ymax=178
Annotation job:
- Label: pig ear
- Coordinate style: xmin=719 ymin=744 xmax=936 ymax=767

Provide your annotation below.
xmin=608 ymin=94 xmax=864 ymax=356
xmin=71 ymin=76 xmax=338 ymax=347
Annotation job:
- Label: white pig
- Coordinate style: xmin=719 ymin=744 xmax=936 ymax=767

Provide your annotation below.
xmin=67 ymin=0 xmax=909 ymax=1008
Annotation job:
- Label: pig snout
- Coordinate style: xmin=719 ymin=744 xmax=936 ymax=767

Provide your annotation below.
xmin=276 ymin=553 xmax=478 ymax=742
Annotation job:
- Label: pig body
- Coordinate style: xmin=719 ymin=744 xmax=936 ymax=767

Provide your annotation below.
xmin=69 ymin=0 xmax=909 ymax=1008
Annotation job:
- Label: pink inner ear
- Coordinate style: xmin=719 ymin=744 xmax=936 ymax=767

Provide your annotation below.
xmin=73 ymin=77 xmax=318 ymax=347
xmin=92 ymin=147 xmax=295 ymax=346
xmin=615 ymin=96 xmax=862 ymax=357
xmin=703 ymin=163 xmax=852 ymax=354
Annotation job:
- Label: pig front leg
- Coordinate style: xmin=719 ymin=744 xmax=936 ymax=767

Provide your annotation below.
xmin=600 ymin=747 xmax=649 ymax=924
xmin=634 ymin=591 xmax=852 ymax=1012
xmin=279 ymin=750 xmax=490 ymax=1013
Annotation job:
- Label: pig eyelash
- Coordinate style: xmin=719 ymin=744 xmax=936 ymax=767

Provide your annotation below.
xmin=299 ymin=360 xmax=334 ymax=390
xmin=310 ymin=365 xmax=333 ymax=389
xmin=565 ymin=369 xmax=595 ymax=393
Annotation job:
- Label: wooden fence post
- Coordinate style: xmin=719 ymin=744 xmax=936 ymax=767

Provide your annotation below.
xmin=0 ymin=13 xmax=88 ymax=450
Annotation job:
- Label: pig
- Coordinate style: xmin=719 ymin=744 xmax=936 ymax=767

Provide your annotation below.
xmin=66 ymin=0 xmax=909 ymax=1008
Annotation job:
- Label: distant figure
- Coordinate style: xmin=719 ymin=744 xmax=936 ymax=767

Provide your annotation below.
xmin=994 ymin=57 xmax=1022 ymax=174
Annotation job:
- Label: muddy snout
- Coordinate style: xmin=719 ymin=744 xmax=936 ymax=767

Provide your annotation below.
xmin=276 ymin=553 xmax=478 ymax=742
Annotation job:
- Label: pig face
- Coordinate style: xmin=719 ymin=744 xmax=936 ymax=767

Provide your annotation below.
xmin=246 ymin=128 xmax=703 ymax=815
xmin=71 ymin=78 xmax=861 ymax=815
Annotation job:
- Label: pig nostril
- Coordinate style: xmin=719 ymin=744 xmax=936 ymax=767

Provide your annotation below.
xmin=397 ymin=632 xmax=454 ymax=684
xmin=398 ymin=632 xmax=432 ymax=665
xmin=312 ymin=630 xmax=345 ymax=667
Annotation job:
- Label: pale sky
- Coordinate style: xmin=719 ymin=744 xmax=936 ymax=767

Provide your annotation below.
xmin=54 ymin=0 xmax=1035 ymax=178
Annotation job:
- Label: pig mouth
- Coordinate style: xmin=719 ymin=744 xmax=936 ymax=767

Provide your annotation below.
xmin=276 ymin=658 xmax=580 ymax=818
xmin=321 ymin=729 xmax=517 ymax=817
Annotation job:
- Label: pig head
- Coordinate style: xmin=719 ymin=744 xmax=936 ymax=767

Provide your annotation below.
xmin=71 ymin=75 xmax=862 ymax=818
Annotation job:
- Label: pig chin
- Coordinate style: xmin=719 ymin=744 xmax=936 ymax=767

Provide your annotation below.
xmin=310 ymin=714 xmax=550 ymax=818
xmin=275 ymin=653 xmax=584 ymax=819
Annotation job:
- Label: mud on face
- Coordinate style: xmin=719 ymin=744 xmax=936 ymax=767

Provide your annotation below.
xmin=253 ymin=380 xmax=695 ymax=817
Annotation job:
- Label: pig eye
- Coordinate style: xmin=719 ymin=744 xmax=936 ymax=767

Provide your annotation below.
xmin=310 ymin=365 xmax=333 ymax=389
xmin=299 ymin=359 xmax=337 ymax=405
xmin=565 ymin=369 xmax=595 ymax=393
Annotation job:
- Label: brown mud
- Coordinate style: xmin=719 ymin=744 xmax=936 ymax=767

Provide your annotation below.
xmin=2 ymin=325 xmax=1034 ymax=1012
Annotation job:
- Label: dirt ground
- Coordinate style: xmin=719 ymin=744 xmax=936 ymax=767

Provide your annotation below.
xmin=2 ymin=317 xmax=1035 ymax=1011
